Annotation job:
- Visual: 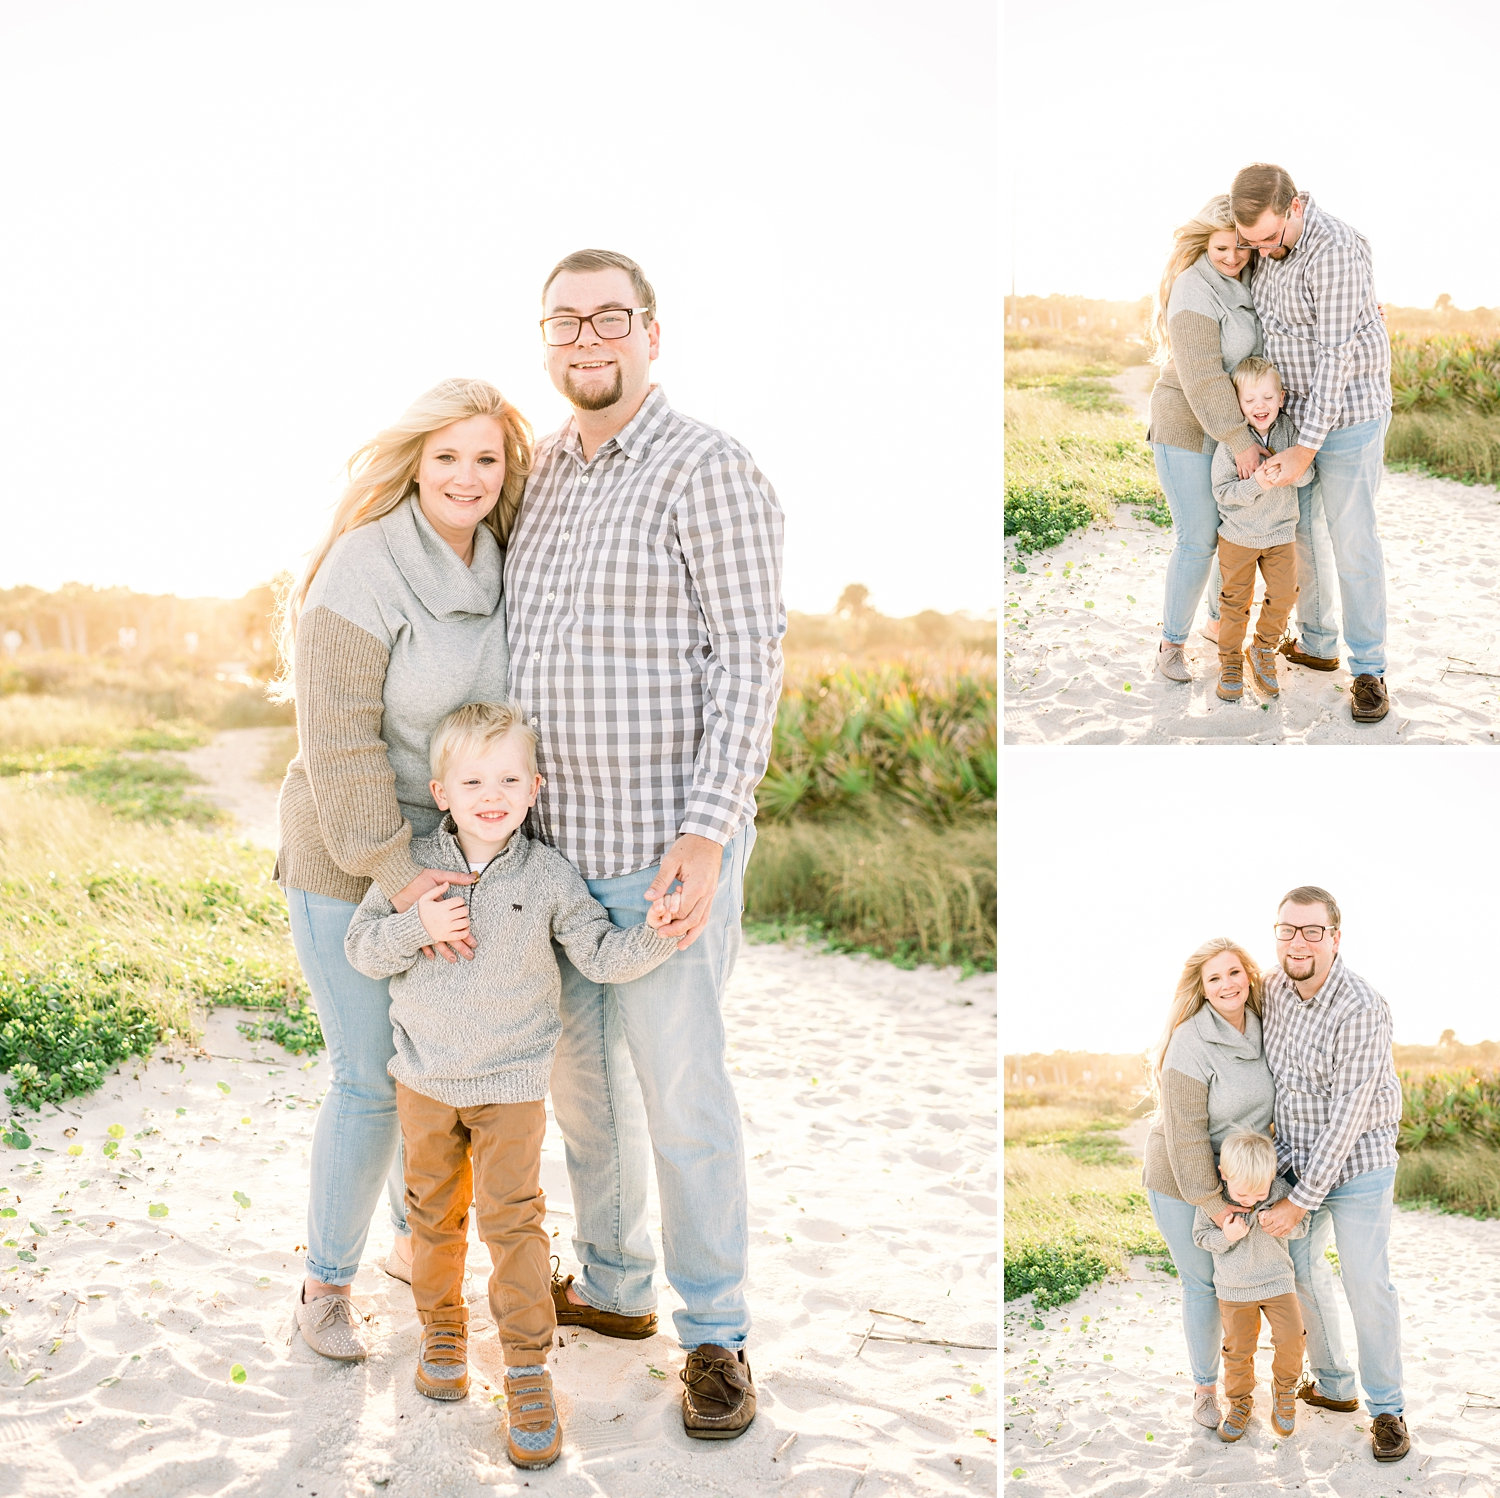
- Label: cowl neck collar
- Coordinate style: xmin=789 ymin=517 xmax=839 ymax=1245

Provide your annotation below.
xmin=1192 ymin=1002 xmax=1262 ymax=1058
xmin=1192 ymin=252 xmax=1255 ymax=312
xmin=378 ymin=496 xmax=501 ymax=620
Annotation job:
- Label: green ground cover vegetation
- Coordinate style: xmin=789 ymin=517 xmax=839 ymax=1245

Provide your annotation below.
xmin=1 ymin=615 xmax=994 ymax=1122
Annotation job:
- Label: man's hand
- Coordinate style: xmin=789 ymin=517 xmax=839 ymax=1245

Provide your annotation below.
xmin=1222 ymin=1214 xmax=1251 ymax=1244
xmin=1258 ymin=1199 xmax=1307 ymax=1238
xmin=644 ymin=833 xmax=725 ymax=949
xmin=1236 ymin=443 xmax=1272 ymax=480
xmin=1259 ymin=444 xmax=1317 ymax=489
xmin=392 ymin=867 xmax=476 ymax=962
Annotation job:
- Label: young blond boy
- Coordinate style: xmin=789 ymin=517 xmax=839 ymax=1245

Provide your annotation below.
xmin=1192 ymin=1129 xmax=1309 ymax=1443
xmin=1210 ymin=356 xmax=1314 ymax=704
xmin=344 ymin=701 xmax=679 ymax=1470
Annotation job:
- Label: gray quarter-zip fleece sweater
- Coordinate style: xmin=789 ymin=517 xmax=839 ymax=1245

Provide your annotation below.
xmin=1192 ymin=1174 xmax=1308 ymax=1301
xmin=344 ymin=819 xmax=676 ymax=1107
xmin=1211 ymin=410 xmax=1313 ymax=549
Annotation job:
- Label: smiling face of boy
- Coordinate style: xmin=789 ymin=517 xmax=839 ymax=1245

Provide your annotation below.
xmin=1237 ymin=373 xmax=1284 ymax=433
xmin=431 ymin=731 xmax=542 ymax=861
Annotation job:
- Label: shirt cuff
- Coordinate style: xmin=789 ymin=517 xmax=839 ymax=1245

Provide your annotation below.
xmin=388 ymin=903 xmax=434 ymax=958
xmin=370 ymin=849 xmax=425 ymax=902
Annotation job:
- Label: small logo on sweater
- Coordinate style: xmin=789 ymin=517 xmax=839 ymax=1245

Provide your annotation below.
xmin=513 ymin=903 xmax=523 ymax=911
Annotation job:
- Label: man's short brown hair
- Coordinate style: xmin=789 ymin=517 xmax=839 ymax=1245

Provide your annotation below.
xmin=1279 ymin=884 xmax=1341 ymax=929
xmin=1231 ymin=164 xmax=1299 ymax=225
xmin=542 ymin=249 xmax=656 ymax=319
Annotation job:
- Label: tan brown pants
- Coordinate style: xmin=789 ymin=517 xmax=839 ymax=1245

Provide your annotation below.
xmin=394 ymin=1082 xmax=555 ymax=1365
xmin=1217 ymin=538 xmax=1299 ymax=665
xmin=1219 ymin=1292 xmax=1305 ymax=1400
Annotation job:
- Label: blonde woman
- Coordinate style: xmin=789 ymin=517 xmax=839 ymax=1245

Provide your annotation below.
xmin=275 ymin=379 xmax=532 ymax=1359
xmin=1147 ymin=197 xmax=1268 ymax=683
xmin=1141 ymin=937 xmax=1275 ymax=1431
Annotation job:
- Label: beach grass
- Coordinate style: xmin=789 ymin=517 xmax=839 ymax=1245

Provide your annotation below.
xmin=1003 ymin=1083 xmax=1166 ymax=1310
xmin=1386 ymin=408 xmax=1500 ymax=486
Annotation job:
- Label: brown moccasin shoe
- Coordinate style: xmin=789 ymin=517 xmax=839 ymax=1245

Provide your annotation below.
xmin=1278 ymin=637 xmax=1340 ymax=672
xmin=1372 ymin=1412 xmax=1411 ymax=1462
xmin=549 ymin=1258 xmax=657 ymax=1341
xmin=1218 ymin=1394 xmax=1253 ymax=1443
xmin=1297 ymin=1379 xmax=1358 ymax=1412
xmin=415 ymin=1308 xmax=469 ymax=1401
xmin=1351 ymin=673 xmax=1390 ymax=724
xmin=681 ymin=1344 xmax=756 ymax=1440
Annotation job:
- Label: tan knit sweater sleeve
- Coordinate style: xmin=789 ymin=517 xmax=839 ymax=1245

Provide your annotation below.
xmin=1160 ymin=1068 xmax=1232 ymax=1213
xmin=291 ymin=605 xmax=423 ymax=899
xmin=1169 ymin=310 xmax=1256 ymax=457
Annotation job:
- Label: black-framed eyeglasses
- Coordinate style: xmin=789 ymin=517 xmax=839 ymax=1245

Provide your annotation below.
xmin=1236 ymin=202 xmax=1297 ymax=253
xmin=540 ymin=307 xmax=653 ymax=346
xmin=1273 ymin=923 xmax=1336 ymax=943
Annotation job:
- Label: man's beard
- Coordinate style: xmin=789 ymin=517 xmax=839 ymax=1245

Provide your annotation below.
xmin=1281 ymin=954 xmax=1317 ymax=981
xmin=564 ymin=364 xmax=623 ymax=412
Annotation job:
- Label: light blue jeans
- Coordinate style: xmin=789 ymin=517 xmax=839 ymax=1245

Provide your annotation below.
xmin=1151 ymin=443 xmax=1221 ymax=646
xmin=550 ymin=827 xmax=754 ymax=1351
xmin=287 ymin=887 xmax=408 ymax=1285
xmin=1294 ymin=416 xmax=1390 ymax=677
xmin=1147 ymin=1188 xmax=1222 ymax=1385
xmin=1288 ymin=1166 xmax=1403 ymax=1417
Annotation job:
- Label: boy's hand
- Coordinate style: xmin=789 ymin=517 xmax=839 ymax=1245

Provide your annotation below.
xmin=1235 ymin=443 xmax=1271 ymax=480
xmin=1222 ymin=1213 xmax=1251 ymax=1243
xmin=416 ymin=884 xmax=471 ymax=952
xmin=393 ymin=868 xmax=476 ymax=962
xmin=1254 ymin=463 xmax=1277 ymax=490
xmin=645 ymin=890 xmax=682 ymax=932
xmin=1261 ymin=444 xmax=1316 ymax=489
xmin=1258 ymin=1199 xmax=1307 ymax=1238
xmin=644 ymin=834 xmax=725 ymax=950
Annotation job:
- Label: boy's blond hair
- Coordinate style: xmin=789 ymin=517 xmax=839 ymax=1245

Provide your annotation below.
xmin=1219 ymin=1129 xmax=1278 ymax=1185
xmin=429 ymin=701 xmax=539 ymax=782
xmin=1231 ymin=355 xmax=1284 ymax=396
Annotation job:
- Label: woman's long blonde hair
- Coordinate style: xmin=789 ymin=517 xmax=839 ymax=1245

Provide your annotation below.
xmin=273 ymin=378 xmax=532 ymax=699
xmin=1149 ymin=195 xmax=1240 ymax=366
xmin=1149 ymin=937 xmax=1263 ymax=1103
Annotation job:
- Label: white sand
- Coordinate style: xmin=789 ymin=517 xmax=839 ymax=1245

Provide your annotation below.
xmin=1002 ymin=1209 xmax=1500 ymax=1495
xmin=1004 ymin=366 xmax=1500 ymax=744
xmin=0 ymin=732 xmax=998 ymax=1496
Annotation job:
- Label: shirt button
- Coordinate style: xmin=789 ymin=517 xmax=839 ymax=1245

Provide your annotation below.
xmin=547 ymin=591 xmax=555 ymax=600
xmin=530 ymin=716 xmax=539 ymax=726
xmin=561 ymin=530 xmax=570 ymax=540
xmin=580 ymin=474 xmax=590 ymax=485
xmin=532 ymin=651 xmax=540 ymax=661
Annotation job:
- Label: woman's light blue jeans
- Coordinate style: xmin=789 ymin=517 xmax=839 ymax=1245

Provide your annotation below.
xmin=549 ymin=827 xmax=754 ymax=1351
xmin=1288 ymin=1166 xmax=1403 ymax=1416
xmin=1147 ymin=1188 xmax=1222 ymax=1386
xmin=287 ymin=887 xmax=408 ymax=1285
xmin=1151 ymin=443 xmax=1221 ymax=646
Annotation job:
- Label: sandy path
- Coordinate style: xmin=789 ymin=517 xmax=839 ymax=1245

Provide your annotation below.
xmin=1004 ymin=371 xmax=1500 ymax=744
xmin=1 ymin=734 xmax=999 ymax=1496
xmin=1004 ymin=1209 xmax=1500 ymax=1495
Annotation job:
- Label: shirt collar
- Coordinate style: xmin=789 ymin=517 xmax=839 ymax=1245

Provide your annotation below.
xmin=1192 ymin=1002 xmax=1262 ymax=1056
xmin=559 ymin=384 xmax=672 ymax=467
xmin=1280 ymin=952 xmax=1346 ymax=1008
xmin=378 ymin=497 xmax=502 ymax=620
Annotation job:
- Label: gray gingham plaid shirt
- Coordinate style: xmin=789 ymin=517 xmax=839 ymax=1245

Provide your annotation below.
xmin=1249 ymin=194 xmax=1391 ymax=450
xmin=504 ymin=386 xmax=785 ymax=881
xmin=1262 ymin=954 xmax=1402 ymax=1211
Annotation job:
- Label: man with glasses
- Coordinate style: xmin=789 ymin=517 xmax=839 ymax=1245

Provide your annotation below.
xmin=1258 ymin=885 xmax=1409 ymax=1463
xmin=504 ymin=248 xmax=784 ymax=1441
xmin=1230 ymin=164 xmax=1393 ymax=724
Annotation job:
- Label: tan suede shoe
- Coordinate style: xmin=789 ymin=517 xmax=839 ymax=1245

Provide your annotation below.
xmin=1218 ymin=1394 xmax=1254 ymax=1443
xmin=505 ymin=1364 xmax=562 ymax=1469
xmin=415 ymin=1311 xmax=469 ymax=1401
xmin=549 ymin=1259 xmax=657 ymax=1340
xmin=295 ymin=1288 xmax=368 ymax=1361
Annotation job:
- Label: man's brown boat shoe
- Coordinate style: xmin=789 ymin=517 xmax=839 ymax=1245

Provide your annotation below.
xmin=1278 ymin=637 xmax=1340 ymax=672
xmin=680 ymin=1344 xmax=756 ymax=1439
xmin=1297 ymin=1379 xmax=1358 ymax=1412
xmin=1372 ymin=1413 xmax=1411 ymax=1462
xmin=549 ymin=1259 xmax=658 ymax=1341
xmin=1350 ymin=673 xmax=1390 ymax=724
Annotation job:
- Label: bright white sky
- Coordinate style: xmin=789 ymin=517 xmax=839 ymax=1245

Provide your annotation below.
xmin=1003 ymin=749 xmax=1499 ymax=1054
xmin=0 ymin=0 xmax=996 ymax=617
xmin=1008 ymin=0 xmax=1500 ymax=309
